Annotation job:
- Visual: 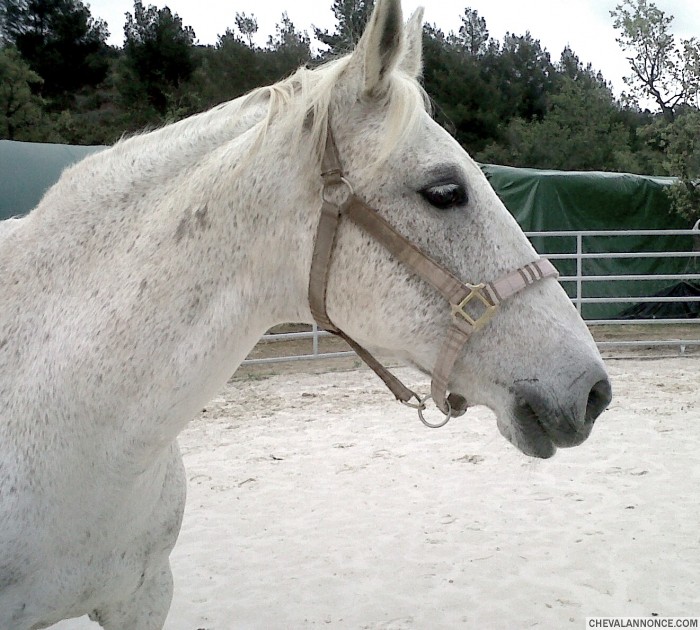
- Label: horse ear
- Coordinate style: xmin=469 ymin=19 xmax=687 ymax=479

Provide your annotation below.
xmin=355 ymin=0 xmax=404 ymax=97
xmin=400 ymin=8 xmax=424 ymax=79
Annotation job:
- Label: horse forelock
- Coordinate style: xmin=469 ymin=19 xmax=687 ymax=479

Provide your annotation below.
xmin=247 ymin=56 xmax=431 ymax=167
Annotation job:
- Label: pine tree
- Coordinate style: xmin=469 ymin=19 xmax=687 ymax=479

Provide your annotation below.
xmin=313 ymin=0 xmax=374 ymax=57
xmin=0 ymin=0 xmax=110 ymax=99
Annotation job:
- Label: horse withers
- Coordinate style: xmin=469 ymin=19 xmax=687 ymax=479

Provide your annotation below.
xmin=0 ymin=0 xmax=611 ymax=627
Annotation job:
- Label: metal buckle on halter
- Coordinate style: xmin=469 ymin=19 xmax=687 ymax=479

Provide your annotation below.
xmin=451 ymin=283 xmax=498 ymax=331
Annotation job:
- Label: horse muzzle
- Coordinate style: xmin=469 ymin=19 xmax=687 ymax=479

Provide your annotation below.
xmin=503 ymin=371 xmax=612 ymax=459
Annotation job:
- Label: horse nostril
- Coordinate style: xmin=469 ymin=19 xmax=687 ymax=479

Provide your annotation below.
xmin=586 ymin=378 xmax=612 ymax=422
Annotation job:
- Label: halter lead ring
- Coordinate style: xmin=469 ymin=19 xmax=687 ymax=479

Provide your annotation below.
xmin=309 ymin=126 xmax=559 ymax=427
xmin=321 ymin=174 xmax=354 ymax=205
xmin=400 ymin=394 xmax=453 ymax=429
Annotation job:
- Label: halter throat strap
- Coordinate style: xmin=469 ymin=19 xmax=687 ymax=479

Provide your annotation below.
xmin=308 ymin=127 xmax=558 ymax=427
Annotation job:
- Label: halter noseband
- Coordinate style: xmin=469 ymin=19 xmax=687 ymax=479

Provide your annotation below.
xmin=308 ymin=127 xmax=558 ymax=428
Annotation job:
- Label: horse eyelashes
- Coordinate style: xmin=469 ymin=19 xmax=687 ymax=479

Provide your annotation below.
xmin=420 ymin=183 xmax=468 ymax=210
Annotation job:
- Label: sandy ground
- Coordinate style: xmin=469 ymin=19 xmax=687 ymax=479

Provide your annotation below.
xmin=52 ymin=357 xmax=699 ymax=629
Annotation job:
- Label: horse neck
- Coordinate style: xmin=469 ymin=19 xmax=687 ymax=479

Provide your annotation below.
xmin=113 ymin=113 xmax=322 ymax=440
xmin=109 ymin=99 xmax=263 ymax=182
xmin=46 ymin=96 xmax=320 ymax=327
xmin=131 ymin=133 xmax=322 ymax=458
xmin=4 ymin=103 xmax=322 ymax=470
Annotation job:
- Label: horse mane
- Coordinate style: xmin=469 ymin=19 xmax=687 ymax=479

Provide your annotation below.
xmin=122 ymin=54 xmax=432 ymax=171
xmin=241 ymin=56 xmax=432 ymax=165
xmin=29 ymin=52 xmax=432 ymax=231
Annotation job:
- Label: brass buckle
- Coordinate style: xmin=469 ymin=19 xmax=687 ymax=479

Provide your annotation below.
xmin=451 ymin=284 xmax=498 ymax=331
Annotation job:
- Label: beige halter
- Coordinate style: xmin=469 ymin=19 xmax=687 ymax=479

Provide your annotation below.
xmin=309 ymin=127 xmax=558 ymax=427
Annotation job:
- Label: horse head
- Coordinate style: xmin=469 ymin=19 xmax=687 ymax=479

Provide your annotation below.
xmin=307 ymin=0 xmax=611 ymax=458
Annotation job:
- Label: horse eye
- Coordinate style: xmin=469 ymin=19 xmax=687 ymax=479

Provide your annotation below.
xmin=420 ymin=183 xmax=467 ymax=210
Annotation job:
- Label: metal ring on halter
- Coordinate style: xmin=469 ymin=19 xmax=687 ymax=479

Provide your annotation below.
xmin=400 ymin=392 xmax=426 ymax=411
xmin=321 ymin=176 xmax=354 ymax=205
xmin=417 ymin=394 xmax=452 ymax=429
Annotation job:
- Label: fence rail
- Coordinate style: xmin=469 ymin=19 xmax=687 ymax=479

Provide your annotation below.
xmin=242 ymin=228 xmax=700 ymax=365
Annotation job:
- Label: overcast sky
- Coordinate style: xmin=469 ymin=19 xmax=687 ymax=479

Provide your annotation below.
xmin=88 ymin=0 xmax=700 ymax=99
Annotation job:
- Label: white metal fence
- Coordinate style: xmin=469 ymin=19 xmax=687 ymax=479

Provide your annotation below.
xmin=242 ymin=228 xmax=700 ymax=365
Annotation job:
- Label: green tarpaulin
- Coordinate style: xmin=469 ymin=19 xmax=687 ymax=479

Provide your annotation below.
xmin=0 ymin=140 xmax=105 ymax=221
xmin=2 ymin=141 xmax=696 ymax=319
xmin=481 ymin=164 xmax=696 ymax=318
xmin=481 ymin=164 xmax=681 ymax=231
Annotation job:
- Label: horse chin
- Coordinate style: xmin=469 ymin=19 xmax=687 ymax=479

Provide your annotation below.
xmin=399 ymin=359 xmax=554 ymax=458
xmin=497 ymin=407 xmax=558 ymax=460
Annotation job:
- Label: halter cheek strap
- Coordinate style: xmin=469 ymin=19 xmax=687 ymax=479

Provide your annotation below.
xmin=308 ymin=127 xmax=558 ymax=427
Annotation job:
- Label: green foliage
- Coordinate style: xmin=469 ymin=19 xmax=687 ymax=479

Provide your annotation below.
xmin=421 ymin=23 xmax=501 ymax=153
xmin=265 ymin=13 xmax=311 ymax=75
xmin=455 ymin=8 xmax=490 ymax=56
xmin=192 ymin=33 xmax=262 ymax=110
xmin=191 ymin=12 xmax=311 ymax=113
xmin=0 ymin=45 xmax=45 ymax=139
xmin=422 ymin=18 xmax=565 ymax=155
xmin=665 ymin=181 xmax=700 ymax=223
xmin=611 ymin=0 xmax=700 ymax=120
xmin=478 ymin=77 xmax=637 ymax=172
xmin=0 ymin=44 xmax=123 ymax=144
xmin=486 ymin=32 xmax=556 ymax=123
xmin=0 ymin=0 xmax=110 ymax=101
xmin=640 ymin=109 xmax=700 ymax=221
xmin=234 ymin=12 xmax=257 ymax=48
xmin=611 ymin=0 xmax=700 ymax=219
xmin=118 ymin=1 xmax=198 ymax=121
xmin=314 ymin=0 xmax=374 ymax=57
xmin=476 ymin=48 xmax=643 ymax=172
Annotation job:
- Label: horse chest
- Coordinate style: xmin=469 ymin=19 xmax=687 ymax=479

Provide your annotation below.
xmin=0 ymin=443 xmax=185 ymax=628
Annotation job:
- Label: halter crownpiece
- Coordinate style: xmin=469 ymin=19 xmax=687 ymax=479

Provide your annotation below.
xmin=308 ymin=126 xmax=559 ymax=428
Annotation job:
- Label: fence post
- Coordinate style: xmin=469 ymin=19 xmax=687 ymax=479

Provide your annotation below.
xmin=312 ymin=323 xmax=319 ymax=357
xmin=576 ymin=233 xmax=583 ymax=314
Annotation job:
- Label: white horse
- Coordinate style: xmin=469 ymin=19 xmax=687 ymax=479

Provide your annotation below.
xmin=0 ymin=1 xmax=611 ymax=627
xmin=0 ymin=216 xmax=25 ymax=239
